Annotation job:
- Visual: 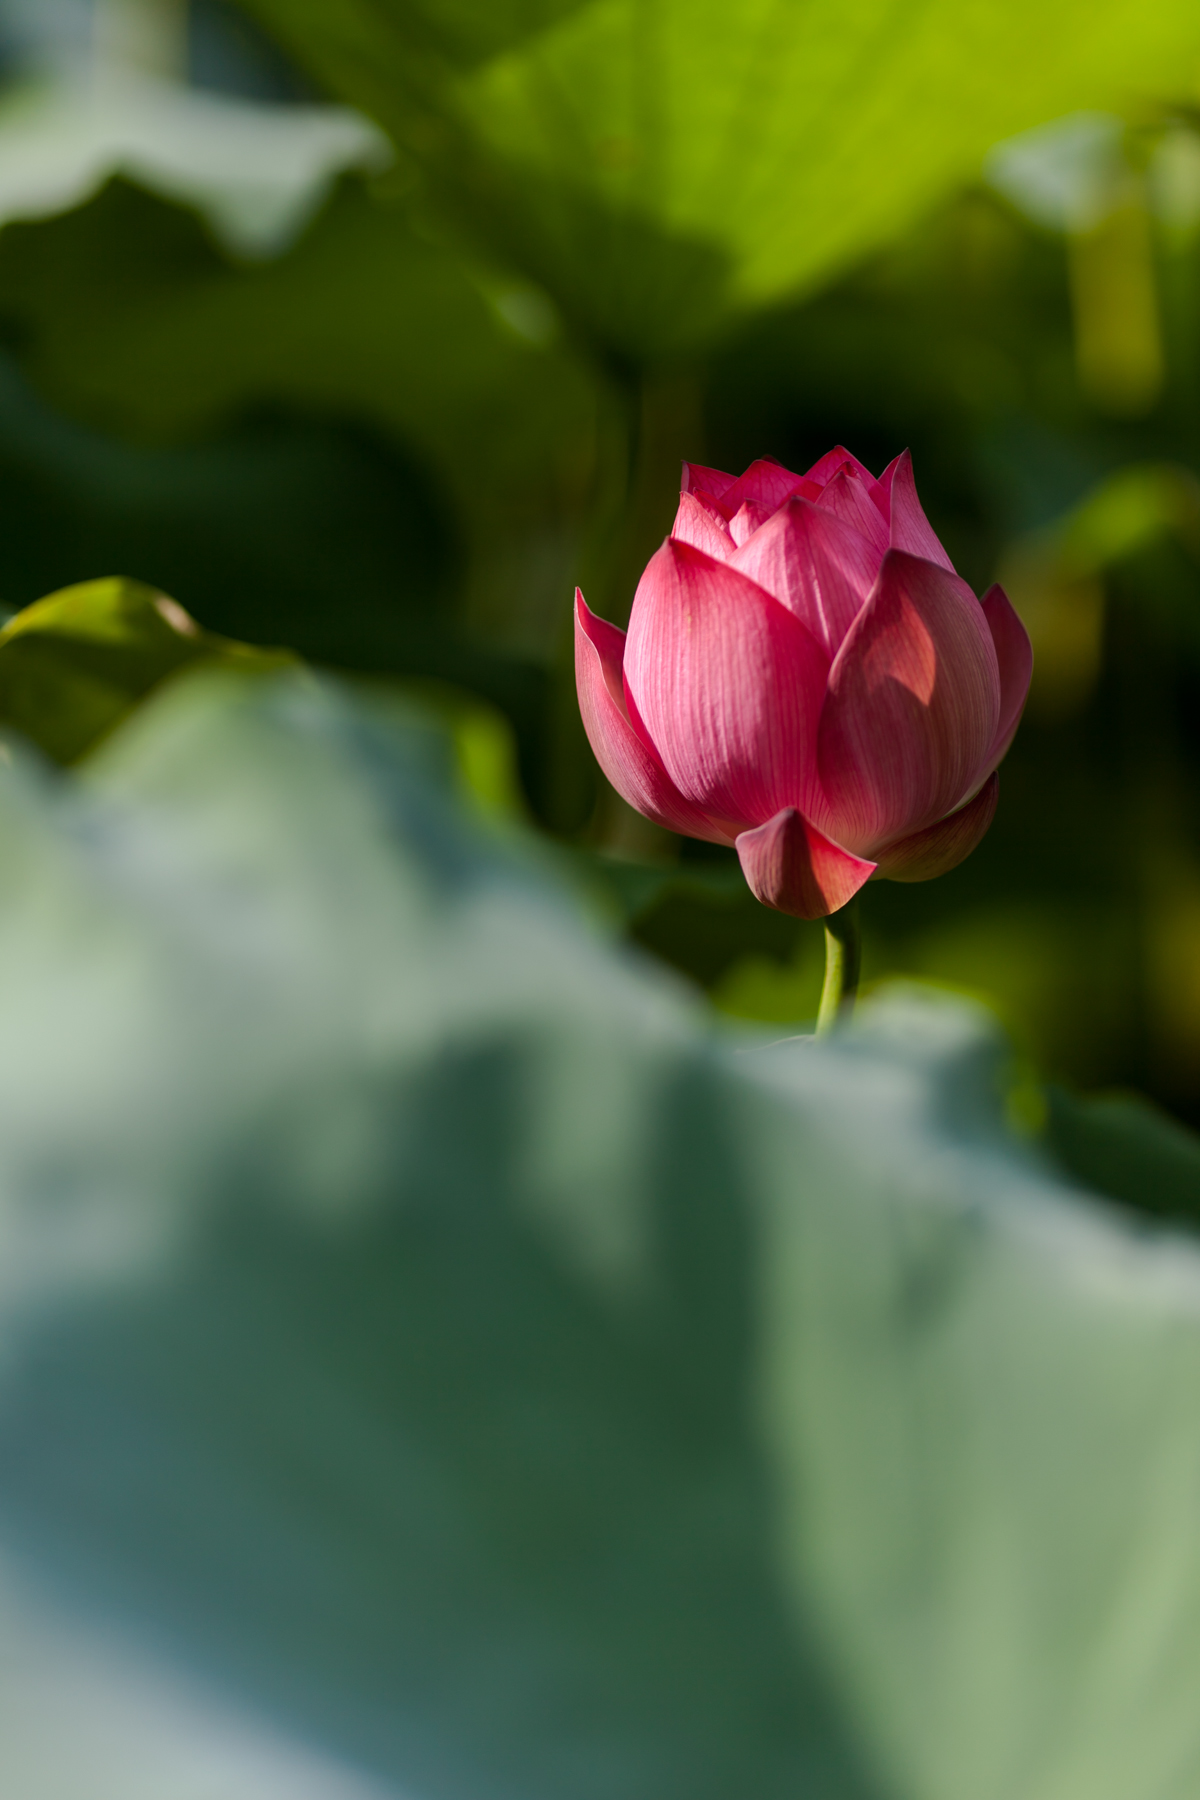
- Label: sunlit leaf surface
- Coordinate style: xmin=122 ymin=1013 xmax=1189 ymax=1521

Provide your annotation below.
xmin=238 ymin=0 xmax=1200 ymax=355
xmin=0 ymin=575 xmax=292 ymax=763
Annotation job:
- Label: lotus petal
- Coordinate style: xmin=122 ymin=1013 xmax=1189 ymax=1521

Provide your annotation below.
xmin=681 ymin=460 xmax=739 ymax=501
xmin=736 ymin=807 xmax=876 ymax=919
xmin=574 ymin=591 xmax=733 ymax=844
xmin=803 ymin=445 xmax=882 ymax=501
xmin=672 ymin=492 xmax=735 ymax=559
xmin=980 ymin=584 xmax=1034 ymax=771
xmin=730 ymin=494 xmax=881 ymax=653
xmin=812 ymin=465 xmax=890 ymax=558
xmin=818 ymin=550 xmax=1000 ymax=853
xmin=878 ymin=450 xmax=955 ymax=571
xmin=728 ymin=500 xmax=773 ymax=546
xmin=624 ymin=540 xmax=830 ymax=829
xmin=712 ymin=457 xmax=808 ymax=519
xmin=874 ymin=773 xmax=1000 ymax=882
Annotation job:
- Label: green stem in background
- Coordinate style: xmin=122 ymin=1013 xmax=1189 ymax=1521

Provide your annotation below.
xmin=598 ymin=366 xmax=704 ymax=628
xmin=95 ymin=0 xmax=189 ymax=79
xmin=815 ymin=898 xmax=862 ymax=1037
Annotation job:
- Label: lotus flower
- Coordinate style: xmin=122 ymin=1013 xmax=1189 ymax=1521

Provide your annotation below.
xmin=575 ymin=448 xmax=1032 ymax=919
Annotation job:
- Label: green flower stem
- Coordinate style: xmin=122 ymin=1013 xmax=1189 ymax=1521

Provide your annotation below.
xmin=815 ymin=898 xmax=862 ymax=1036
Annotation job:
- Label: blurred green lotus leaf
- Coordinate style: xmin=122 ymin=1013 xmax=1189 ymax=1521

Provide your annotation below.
xmin=0 ymin=574 xmax=293 ymax=764
xmin=0 ymin=71 xmax=388 ymax=257
xmin=1040 ymin=463 xmax=1200 ymax=579
xmin=236 ymin=0 xmax=1200 ymax=358
xmin=0 ymin=672 xmax=1197 ymax=1795
xmin=999 ymin=462 xmax=1200 ymax=715
xmin=1045 ymin=1082 xmax=1200 ymax=1223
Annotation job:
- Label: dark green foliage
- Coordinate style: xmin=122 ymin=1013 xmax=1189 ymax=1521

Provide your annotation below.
xmin=1045 ymin=1086 xmax=1200 ymax=1223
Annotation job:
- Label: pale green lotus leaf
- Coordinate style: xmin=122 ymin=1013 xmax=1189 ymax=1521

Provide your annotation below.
xmin=0 ymin=671 xmax=1195 ymax=1798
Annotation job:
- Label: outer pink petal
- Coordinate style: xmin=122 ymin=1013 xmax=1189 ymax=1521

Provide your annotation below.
xmin=878 ymin=451 xmax=954 ymax=571
xmin=813 ymin=466 xmax=889 ymax=559
xmin=817 ymin=550 xmax=1001 ymax=854
xmin=729 ymin=494 xmax=881 ymax=655
xmin=980 ymin=584 xmax=1033 ymax=771
xmin=873 ymin=772 xmax=999 ymax=882
xmin=715 ymin=458 xmax=807 ymax=519
xmin=623 ymin=539 xmax=830 ymax=829
xmin=736 ymin=808 xmax=876 ymax=920
xmin=682 ymin=461 xmax=739 ymax=501
xmin=672 ymin=491 xmax=735 ymax=560
xmin=574 ymin=590 xmax=735 ymax=844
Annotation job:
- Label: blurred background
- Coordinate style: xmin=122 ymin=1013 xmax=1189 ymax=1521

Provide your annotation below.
xmin=4 ymin=0 xmax=1200 ymax=1121
xmin=7 ymin=10 xmax=1200 ymax=1797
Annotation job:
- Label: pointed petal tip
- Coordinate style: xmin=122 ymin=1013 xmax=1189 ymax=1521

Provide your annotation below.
xmin=803 ymin=445 xmax=879 ymax=490
xmin=736 ymin=808 xmax=875 ymax=921
xmin=574 ymin=588 xmax=628 ymax=688
xmin=681 ymin=460 xmax=738 ymax=501
xmin=810 ymin=463 xmax=889 ymax=555
xmin=880 ymin=451 xmax=955 ymax=570
xmin=575 ymin=585 xmax=612 ymax=631
xmin=662 ymin=534 xmax=726 ymax=575
xmin=672 ymin=491 xmax=735 ymax=560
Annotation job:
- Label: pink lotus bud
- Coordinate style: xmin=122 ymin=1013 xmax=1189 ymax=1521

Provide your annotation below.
xmin=575 ymin=449 xmax=1032 ymax=920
